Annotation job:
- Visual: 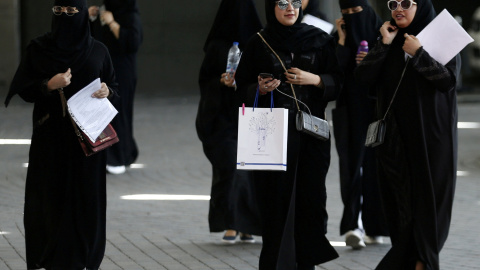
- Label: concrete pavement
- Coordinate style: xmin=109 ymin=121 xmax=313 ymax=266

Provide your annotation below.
xmin=0 ymin=91 xmax=479 ymax=270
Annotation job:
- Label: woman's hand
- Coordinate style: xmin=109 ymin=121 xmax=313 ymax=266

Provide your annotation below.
xmin=356 ymin=51 xmax=368 ymax=65
xmin=47 ymin=68 xmax=72 ymax=91
xmin=402 ymin=33 xmax=421 ymax=56
xmin=88 ymin=6 xmax=99 ymax=17
xmin=220 ymin=73 xmax=236 ymax=88
xmin=380 ymin=21 xmax=398 ymax=45
xmin=92 ymin=83 xmax=110 ymax=99
xmin=335 ymin=17 xmax=346 ymax=46
xmin=257 ymin=76 xmax=280 ymax=94
xmin=285 ymin=68 xmax=321 ymax=86
xmin=101 ymin=10 xmax=114 ymax=25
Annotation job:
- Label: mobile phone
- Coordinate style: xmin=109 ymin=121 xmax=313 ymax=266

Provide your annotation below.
xmin=259 ymin=73 xmax=274 ymax=79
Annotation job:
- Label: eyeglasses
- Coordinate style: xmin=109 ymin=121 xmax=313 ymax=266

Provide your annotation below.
xmin=387 ymin=0 xmax=417 ymax=11
xmin=275 ymin=0 xmax=302 ymax=10
xmin=52 ymin=6 xmax=79 ymax=16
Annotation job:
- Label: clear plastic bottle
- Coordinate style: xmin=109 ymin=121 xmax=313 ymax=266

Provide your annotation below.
xmin=226 ymin=42 xmax=241 ymax=79
xmin=357 ymin=40 xmax=369 ymax=54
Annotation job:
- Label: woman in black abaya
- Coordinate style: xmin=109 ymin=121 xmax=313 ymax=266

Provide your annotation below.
xmin=195 ymin=0 xmax=263 ymax=242
xmin=89 ymin=0 xmax=143 ymax=174
xmin=235 ymin=0 xmax=343 ymax=268
xmin=355 ymin=0 xmax=459 ymax=269
xmin=5 ymin=0 xmax=117 ymax=269
xmin=332 ymin=0 xmax=388 ymax=249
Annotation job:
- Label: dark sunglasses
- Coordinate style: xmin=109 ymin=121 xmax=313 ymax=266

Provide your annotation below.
xmin=387 ymin=0 xmax=417 ymax=11
xmin=52 ymin=6 xmax=79 ymax=16
xmin=275 ymin=0 xmax=302 ymax=10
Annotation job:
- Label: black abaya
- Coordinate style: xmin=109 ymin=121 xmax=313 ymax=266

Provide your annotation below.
xmin=333 ymin=0 xmax=389 ymax=237
xmin=5 ymin=1 xmax=117 ymax=269
xmin=235 ymin=0 xmax=343 ymax=267
xmin=195 ymin=0 xmax=263 ymax=235
xmin=90 ymin=0 xmax=143 ymax=166
xmin=355 ymin=0 xmax=459 ymax=268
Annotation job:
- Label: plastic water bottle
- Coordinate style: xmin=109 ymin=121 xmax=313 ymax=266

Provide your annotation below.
xmin=226 ymin=42 xmax=241 ymax=79
xmin=357 ymin=40 xmax=369 ymax=54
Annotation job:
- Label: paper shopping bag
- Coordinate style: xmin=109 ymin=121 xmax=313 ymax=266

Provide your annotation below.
xmin=236 ymin=107 xmax=288 ymax=171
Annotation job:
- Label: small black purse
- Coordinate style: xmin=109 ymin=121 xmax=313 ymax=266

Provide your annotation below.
xmin=365 ymin=58 xmax=410 ymax=147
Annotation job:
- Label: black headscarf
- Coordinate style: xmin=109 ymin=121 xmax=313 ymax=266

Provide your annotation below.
xmin=390 ymin=0 xmax=436 ymax=46
xmin=303 ymin=0 xmax=327 ymax=20
xmin=5 ymin=0 xmax=94 ymax=106
xmin=34 ymin=0 xmax=94 ymax=74
xmin=263 ymin=0 xmax=332 ymax=53
xmin=339 ymin=0 xmax=383 ymax=50
xmin=203 ymin=0 xmax=263 ymax=52
xmin=104 ymin=0 xmax=140 ymax=18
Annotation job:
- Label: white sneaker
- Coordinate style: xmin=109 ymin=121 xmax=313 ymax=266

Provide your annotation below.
xmin=364 ymin=235 xmax=384 ymax=245
xmin=106 ymin=165 xmax=126 ymax=174
xmin=345 ymin=229 xmax=366 ymax=250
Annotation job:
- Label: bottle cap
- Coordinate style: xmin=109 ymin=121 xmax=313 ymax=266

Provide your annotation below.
xmin=233 ymin=41 xmax=239 ymax=46
xmin=360 ymin=40 xmax=368 ymax=46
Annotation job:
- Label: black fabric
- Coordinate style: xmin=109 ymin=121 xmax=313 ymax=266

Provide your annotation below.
xmin=355 ymin=0 xmax=459 ymax=268
xmin=263 ymin=0 xmax=332 ymax=53
xmin=339 ymin=0 xmax=368 ymax=9
xmin=235 ymin=1 xmax=343 ymax=267
xmin=332 ymin=0 xmax=388 ymax=237
xmin=203 ymin=0 xmax=262 ymax=52
xmin=5 ymin=1 xmax=118 ymax=269
xmin=5 ymin=0 xmax=95 ymax=106
xmin=303 ymin=0 xmax=327 ymax=20
xmin=196 ymin=0 xmax=263 ymax=235
xmin=90 ymin=0 xmax=143 ymax=166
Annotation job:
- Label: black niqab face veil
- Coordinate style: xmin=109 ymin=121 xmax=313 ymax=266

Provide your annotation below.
xmin=339 ymin=0 xmax=383 ymax=50
xmin=32 ymin=0 xmax=94 ymax=73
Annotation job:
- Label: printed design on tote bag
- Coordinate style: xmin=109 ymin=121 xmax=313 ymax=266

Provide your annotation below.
xmin=249 ymin=112 xmax=276 ymax=152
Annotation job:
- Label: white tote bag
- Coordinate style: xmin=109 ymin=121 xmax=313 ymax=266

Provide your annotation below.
xmin=236 ymin=94 xmax=288 ymax=171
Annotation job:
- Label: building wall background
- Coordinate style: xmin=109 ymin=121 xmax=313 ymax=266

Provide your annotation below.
xmin=0 ymin=0 xmax=478 ymax=99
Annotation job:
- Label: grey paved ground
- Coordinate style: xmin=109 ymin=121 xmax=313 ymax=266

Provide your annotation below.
xmin=1 ymin=90 xmax=479 ymax=270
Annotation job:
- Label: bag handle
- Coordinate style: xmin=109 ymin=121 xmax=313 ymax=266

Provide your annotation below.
xmin=380 ymin=58 xmax=410 ymax=120
xmin=253 ymin=84 xmax=274 ymax=112
xmin=257 ymin=32 xmax=301 ymax=112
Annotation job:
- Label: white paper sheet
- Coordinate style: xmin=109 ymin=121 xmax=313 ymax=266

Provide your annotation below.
xmin=67 ymin=78 xmax=118 ymax=142
xmin=416 ymin=9 xmax=474 ymax=65
xmin=302 ymin=14 xmax=334 ymax=34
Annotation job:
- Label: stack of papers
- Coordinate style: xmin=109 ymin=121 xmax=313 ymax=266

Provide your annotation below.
xmin=67 ymin=78 xmax=118 ymax=142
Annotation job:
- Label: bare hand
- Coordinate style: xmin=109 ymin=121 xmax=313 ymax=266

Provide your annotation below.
xmin=47 ymin=68 xmax=72 ymax=91
xmin=88 ymin=6 xmax=99 ymax=17
xmin=220 ymin=73 xmax=236 ymax=88
xmin=335 ymin=17 xmax=346 ymax=46
xmin=285 ymin=67 xmax=320 ymax=86
xmin=402 ymin=33 xmax=421 ymax=56
xmin=101 ymin=11 xmax=114 ymax=25
xmin=91 ymin=83 xmax=110 ymax=99
xmin=257 ymin=76 xmax=280 ymax=93
xmin=356 ymin=51 xmax=368 ymax=64
xmin=380 ymin=21 xmax=398 ymax=45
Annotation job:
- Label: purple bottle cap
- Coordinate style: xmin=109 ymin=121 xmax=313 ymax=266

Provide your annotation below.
xmin=360 ymin=40 xmax=368 ymax=46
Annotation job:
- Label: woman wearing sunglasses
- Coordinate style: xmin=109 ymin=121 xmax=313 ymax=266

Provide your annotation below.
xmin=355 ymin=0 xmax=460 ymax=269
xmin=235 ymin=0 xmax=343 ymax=269
xmin=5 ymin=0 xmax=118 ymax=269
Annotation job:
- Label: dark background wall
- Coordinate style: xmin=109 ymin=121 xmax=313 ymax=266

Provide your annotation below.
xmin=1 ymin=0 xmax=478 ymax=100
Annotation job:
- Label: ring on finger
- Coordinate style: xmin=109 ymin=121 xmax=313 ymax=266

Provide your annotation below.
xmin=294 ymin=75 xmax=296 ymax=80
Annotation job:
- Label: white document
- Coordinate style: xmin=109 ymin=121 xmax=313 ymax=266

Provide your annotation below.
xmin=416 ymin=9 xmax=474 ymax=65
xmin=67 ymin=78 xmax=118 ymax=142
xmin=302 ymin=14 xmax=334 ymax=34
xmin=236 ymin=107 xmax=288 ymax=171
